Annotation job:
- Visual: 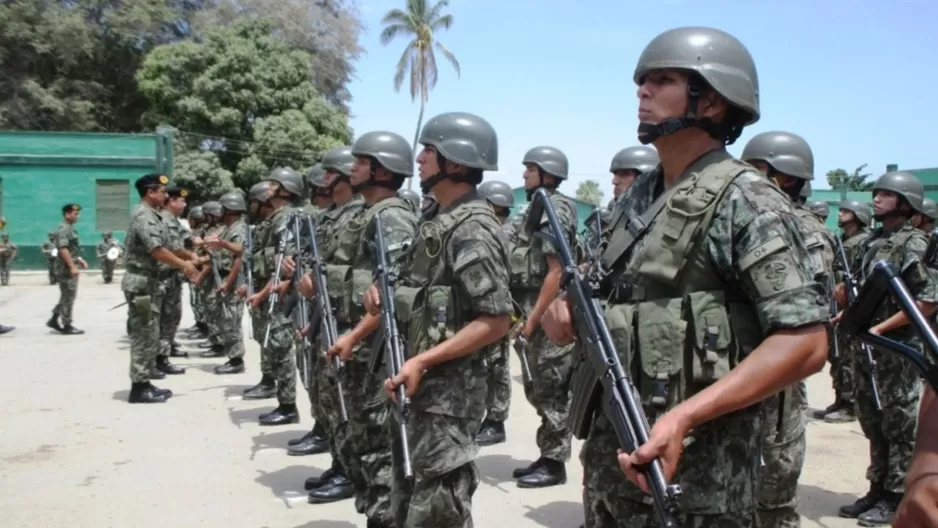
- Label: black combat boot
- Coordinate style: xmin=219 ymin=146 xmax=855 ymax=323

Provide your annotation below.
xmin=156 ymin=355 xmax=185 ymax=375
xmin=517 ymin=458 xmax=567 ymax=488
xmin=305 ymin=458 xmax=342 ymax=490
xmin=149 ymin=367 xmax=166 ymax=380
xmin=287 ymin=424 xmax=329 ymax=456
xmin=512 ymin=457 xmax=546 ymax=479
xmin=46 ymin=313 xmax=62 ymax=332
xmin=839 ymin=482 xmax=884 ymax=518
xmin=824 ymin=401 xmax=857 ymax=423
xmin=307 ymin=463 xmax=354 ymax=503
xmin=857 ymin=492 xmax=901 ymax=526
xmin=258 ymin=403 xmax=299 ymax=426
xmin=475 ymin=419 xmax=507 ymax=446
xmin=199 ymin=344 xmax=225 ymax=358
xmin=243 ymin=375 xmax=276 ymax=400
xmin=60 ymin=324 xmax=85 ymax=335
xmin=128 ymin=382 xmax=169 ymax=404
xmin=289 ymin=421 xmax=325 ymax=447
xmin=813 ymin=399 xmax=841 ymax=419
xmin=214 ymin=358 xmax=245 ymax=375
xmin=169 ymin=343 xmax=188 ymax=358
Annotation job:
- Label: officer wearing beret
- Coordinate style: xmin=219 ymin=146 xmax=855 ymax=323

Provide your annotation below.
xmin=48 ymin=203 xmax=88 ymax=334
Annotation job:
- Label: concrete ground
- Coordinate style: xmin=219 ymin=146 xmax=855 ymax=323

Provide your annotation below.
xmin=0 ymin=272 xmax=871 ymax=528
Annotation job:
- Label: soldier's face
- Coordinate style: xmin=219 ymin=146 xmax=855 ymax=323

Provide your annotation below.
xmin=66 ymin=210 xmax=81 ymax=223
xmin=873 ymin=191 xmax=899 ymax=216
xmin=522 ymin=163 xmax=540 ymax=189
xmin=350 ymin=156 xmax=372 ymax=187
xmin=611 ymin=169 xmax=639 ymax=198
xmin=323 ymin=168 xmax=340 ymax=187
xmin=837 ymin=209 xmax=855 ymax=227
xmin=167 ymin=197 xmax=186 ymax=215
xmin=637 ymin=69 xmax=725 ymax=132
xmin=416 ymin=146 xmax=440 ymax=180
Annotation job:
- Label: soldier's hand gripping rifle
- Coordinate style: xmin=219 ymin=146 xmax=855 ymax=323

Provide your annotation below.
xmin=303 ymin=213 xmax=349 ymax=423
xmin=263 ymin=233 xmax=289 ymax=348
xmin=526 ymin=187 xmax=681 ymax=528
xmin=290 ymin=214 xmax=313 ymax=390
xmin=835 ymin=236 xmax=882 ymax=410
xmin=370 ymin=214 xmax=413 ymax=480
xmin=840 ymin=260 xmax=938 ymax=392
xmin=209 ymin=252 xmax=234 ymax=319
xmin=510 ymin=318 xmax=534 ymax=385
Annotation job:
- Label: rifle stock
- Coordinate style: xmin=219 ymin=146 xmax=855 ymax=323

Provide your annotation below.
xmin=526 ymin=188 xmax=680 ymax=527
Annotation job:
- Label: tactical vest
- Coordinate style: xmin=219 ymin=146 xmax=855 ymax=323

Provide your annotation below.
xmin=255 ymin=205 xmax=295 ymax=283
xmin=509 ymin=192 xmax=577 ymax=295
xmin=861 ymin=223 xmax=929 ymax=337
xmin=793 ymin=206 xmax=835 ymax=288
xmin=326 ymin=197 xmax=412 ymax=325
xmin=392 ymin=198 xmax=505 ymax=418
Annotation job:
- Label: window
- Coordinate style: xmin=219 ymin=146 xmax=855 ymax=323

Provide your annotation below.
xmin=95 ymin=180 xmax=130 ymax=232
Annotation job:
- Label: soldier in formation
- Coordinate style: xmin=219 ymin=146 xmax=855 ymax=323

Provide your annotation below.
xmin=194 ymin=201 xmax=227 ymax=357
xmin=913 ymin=198 xmax=937 ymax=234
xmin=40 ymin=232 xmax=58 ymax=285
xmin=96 ymin=232 xmax=123 ymax=284
xmin=186 ymin=206 xmax=209 ymax=338
xmin=156 ymin=187 xmax=192 ymax=369
xmin=0 ymin=233 xmax=17 ymax=286
xmin=48 ymin=204 xmax=88 ymax=334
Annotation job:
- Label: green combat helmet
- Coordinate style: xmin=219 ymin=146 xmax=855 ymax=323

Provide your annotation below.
xmin=265 ymin=167 xmax=305 ymax=197
xmin=398 ymin=189 xmax=420 ymax=210
xmin=351 ymin=132 xmax=414 ymax=177
xmin=202 ymin=201 xmax=222 ymax=217
xmin=219 ymin=192 xmax=247 ymax=212
xmin=308 ymin=163 xmax=328 ymax=189
xmin=839 ymin=199 xmax=873 ymax=226
xmin=248 ymin=182 xmax=269 ymax=203
xmin=741 ymin=131 xmax=814 ymax=180
xmin=609 ymin=146 xmax=660 ymax=174
xmin=478 ymin=180 xmax=515 ymax=208
xmin=800 ymin=181 xmax=812 ymax=199
xmin=807 ymin=200 xmax=829 ymax=219
xmin=321 ymin=147 xmax=355 ymax=177
xmin=523 ymin=146 xmax=569 ymax=180
xmin=872 ymin=171 xmax=925 ymax=213
xmin=634 ymin=27 xmax=759 ymax=144
xmin=923 ymin=198 xmax=938 ymax=220
xmin=188 ymin=206 xmax=204 ymax=221
xmin=418 ymin=112 xmax=498 ymax=171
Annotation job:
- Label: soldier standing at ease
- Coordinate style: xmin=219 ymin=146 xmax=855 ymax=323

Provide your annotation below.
xmin=157 ymin=187 xmax=193 ymax=365
xmin=305 ymin=163 xmax=333 ymax=217
xmin=360 ymin=111 xmax=511 ymax=527
xmin=609 ymin=146 xmax=659 ymax=205
xmin=48 ymin=204 xmax=88 ymax=334
xmin=816 ymin=199 xmax=872 ymax=423
xmin=96 ymin=232 xmax=122 ymax=284
xmin=834 ymin=172 xmax=937 ymax=525
xmin=122 ymin=174 xmax=199 ymax=403
xmin=0 ymin=233 xmax=17 ymax=286
xmin=510 ymin=145 xmax=579 ymax=488
xmin=807 ymin=198 xmax=830 ymax=223
xmin=398 ymin=188 xmax=421 ymax=214
xmin=476 ymin=180 xmax=518 ymax=446
xmin=913 ymin=198 xmax=937 ymax=234
xmin=542 ymin=27 xmax=829 ymax=527
xmin=41 ymin=232 xmax=58 ymax=285
xmin=245 ymin=168 xmax=303 ymax=426
xmin=186 ymin=206 xmax=208 ymax=338
xmin=196 ymin=201 xmax=226 ymax=357
xmin=203 ymin=191 xmax=249 ymax=375
xmin=742 ymin=130 xmax=834 ymax=528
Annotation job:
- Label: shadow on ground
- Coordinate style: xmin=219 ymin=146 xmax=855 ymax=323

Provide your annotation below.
xmin=798 ymin=483 xmax=859 ymax=526
xmin=476 ymin=452 xmax=534 ymax=490
xmin=524 ymin=500 xmax=583 ymax=528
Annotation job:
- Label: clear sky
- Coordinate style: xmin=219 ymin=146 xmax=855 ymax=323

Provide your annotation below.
xmin=346 ymin=0 xmax=936 ymax=203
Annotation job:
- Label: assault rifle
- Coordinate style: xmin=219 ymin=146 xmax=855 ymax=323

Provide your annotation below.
xmin=243 ymin=224 xmax=254 ymax=298
xmin=263 ymin=233 xmax=288 ymax=348
xmin=840 ymin=260 xmax=938 ymax=392
xmin=511 ymin=321 xmax=534 ymax=385
xmin=290 ymin=214 xmax=313 ymax=389
xmin=370 ymin=214 xmax=413 ymax=480
xmin=302 ymin=213 xmax=348 ymax=423
xmin=834 ymin=236 xmax=882 ymax=410
xmin=209 ymin=252 xmax=233 ymax=319
xmin=525 ymin=188 xmax=680 ymax=527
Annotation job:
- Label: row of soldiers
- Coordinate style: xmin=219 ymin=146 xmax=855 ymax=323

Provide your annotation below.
xmin=114 ymin=25 xmax=936 ymax=528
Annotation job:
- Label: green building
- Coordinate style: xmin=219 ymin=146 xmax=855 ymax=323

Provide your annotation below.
xmin=811 ymin=164 xmax=938 ymax=231
xmin=509 ymin=186 xmax=601 ymax=231
xmin=0 ymin=128 xmax=173 ymax=269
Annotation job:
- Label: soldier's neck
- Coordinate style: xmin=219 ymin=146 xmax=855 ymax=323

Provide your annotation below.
xmin=881 ymin=215 xmax=906 ymax=232
xmin=655 ymin=131 xmax=723 ymax=188
xmin=361 ymin=187 xmax=395 ymax=206
xmin=433 ymin=181 xmax=473 ymax=209
xmin=332 ymin=185 xmax=353 ymax=205
xmin=842 ymin=224 xmax=860 ymax=238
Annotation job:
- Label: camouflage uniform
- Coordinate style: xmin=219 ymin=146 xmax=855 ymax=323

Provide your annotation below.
xmin=41 ymin=237 xmax=57 ymax=284
xmin=159 ymin=210 xmax=187 ymax=355
xmin=486 ymin=219 xmax=518 ymax=423
xmin=199 ymin=213 xmax=226 ymax=349
xmin=828 ymin=227 xmax=869 ymax=418
xmin=217 ymin=215 xmax=248 ymax=360
xmin=97 ymin=237 xmax=122 ymax=283
xmin=249 ymin=217 xmax=275 ymax=380
xmin=52 ymin=222 xmax=81 ymax=326
xmin=0 ymin=236 xmax=16 ymax=285
xmin=189 ymin=223 xmax=207 ymax=327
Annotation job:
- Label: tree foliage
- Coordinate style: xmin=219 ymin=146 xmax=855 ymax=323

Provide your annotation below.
xmin=137 ymin=19 xmax=353 ymax=193
xmin=826 ymin=163 xmax=874 ymax=191
xmin=576 ymin=180 xmax=604 ymax=206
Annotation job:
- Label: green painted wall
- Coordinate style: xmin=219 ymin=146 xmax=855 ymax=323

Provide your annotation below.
xmin=509 ymin=187 xmax=600 ymax=231
xmin=0 ymin=129 xmax=173 ymax=269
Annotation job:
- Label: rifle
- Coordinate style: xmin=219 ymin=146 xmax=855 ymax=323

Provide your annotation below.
xmin=510 ymin=320 xmax=534 ymax=385
xmin=840 ymin=260 xmax=938 ymax=392
xmin=303 ymin=214 xmax=349 ymax=423
xmin=209 ymin=252 xmax=234 ymax=319
xmin=290 ymin=214 xmax=313 ymax=389
xmin=370 ymin=214 xmax=413 ymax=480
xmin=244 ymin=223 xmax=255 ymax=298
xmin=525 ymin=188 xmax=680 ymax=527
xmin=835 ymin=236 xmax=882 ymax=410
xmin=263 ymin=233 xmax=289 ymax=348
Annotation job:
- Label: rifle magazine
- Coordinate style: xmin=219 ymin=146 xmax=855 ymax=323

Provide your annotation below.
xmin=568 ymin=358 xmax=602 ymax=439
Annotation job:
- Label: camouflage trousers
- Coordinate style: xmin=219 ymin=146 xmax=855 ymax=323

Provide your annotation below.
xmin=0 ymin=259 xmax=10 ymax=285
xmin=190 ymin=283 xmax=205 ymax=324
xmin=250 ymin=309 xmax=272 ymax=377
xmin=391 ymin=410 xmax=481 ymax=528
xmin=581 ymin=413 xmax=760 ymax=528
xmin=53 ymin=275 xmax=79 ymax=325
xmin=126 ymin=287 xmax=165 ymax=383
xmin=333 ymin=357 xmax=394 ymax=525
xmin=522 ymin=326 xmax=575 ymax=462
xmin=854 ymin=343 xmax=922 ymax=494
xmin=829 ymin=329 xmax=856 ymax=403
xmin=256 ymin=304 xmax=296 ymax=405
xmin=201 ymin=282 xmax=222 ymax=343
xmin=47 ymin=259 xmax=56 ymax=284
xmin=307 ymin=326 xmax=352 ymax=456
xmin=758 ymin=382 xmax=807 ymax=528
xmin=159 ymin=277 xmax=183 ymax=354
xmin=102 ymin=262 xmax=116 ymax=283
xmin=485 ymin=342 xmax=511 ymax=422
xmin=217 ymin=292 xmax=244 ymax=359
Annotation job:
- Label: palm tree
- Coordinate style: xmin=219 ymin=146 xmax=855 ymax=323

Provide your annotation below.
xmin=380 ymin=0 xmax=460 ymax=188
xmin=576 ymin=180 xmax=604 ymax=206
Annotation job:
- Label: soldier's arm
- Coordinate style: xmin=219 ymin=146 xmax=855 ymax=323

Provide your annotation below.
xmin=666 ymin=179 xmax=829 ymax=432
xmin=412 ymin=221 xmax=512 ymax=370
xmin=527 ymin=198 xmax=576 ymax=329
xmin=55 ymin=228 xmax=78 ymax=272
xmin=138 ymin=215 xmax=190 ymax=272
xmin=870 ymin=234 xmax=938 ymax=334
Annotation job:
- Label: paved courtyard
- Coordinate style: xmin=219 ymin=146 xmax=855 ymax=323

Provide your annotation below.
xmin=0 ymin=271 xmax=872 ymax=527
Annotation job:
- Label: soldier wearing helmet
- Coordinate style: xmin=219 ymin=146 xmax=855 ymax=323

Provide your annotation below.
xmin=96 ymin=231 xmax=123 ymax=285
xmin=421 ymin=192 xmax=436 ymax=213
xmin=193 ymin=199 xmax=229 ymax=361
xmin=398 ymin=188 xmax=421 ymax=214
xmin=832 ymin=171 xmax=937 ymax=524
xmin=541 ymin=27 xmax=829 ymax=527
xmin=184 ymin=205 xmax=209 ymax=338
xmin=609 ymin=146 xmax=659 ymax=201
xmin=243 ymin=167 xmax=304 ymax=427
xmin=306 ymin=163 xmax=332 ymax=215
xmin=743 ymin=131 xmax=836 ymax=527
xmin=513 ymin=145 xmax=581 ymax=488
xmin=475 ymin=180 xmax=519 ymax=447
xmin=336 ymin=112 xmax=510 ymax=527
xmin=913 ymin=198 xmax=937 ymax=234
xmin=154 ymin=187 xmax=194 ymax=369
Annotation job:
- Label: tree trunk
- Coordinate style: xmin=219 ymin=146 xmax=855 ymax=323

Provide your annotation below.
xmin=407 ymin=98 xmax=426 ymax=190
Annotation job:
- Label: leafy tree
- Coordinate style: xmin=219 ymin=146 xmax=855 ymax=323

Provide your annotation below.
xmin=173 ymin=145 xmax=237 ymax=202
xmin=826 ymin=163 xmax=874 ymax=191
xmin=380 ymin=0 xmax=460 ymax=187
xmin=576 ymin=180 xmax=604 ymax=206
xmin=137 ymin=19 xmax=353 ymax=191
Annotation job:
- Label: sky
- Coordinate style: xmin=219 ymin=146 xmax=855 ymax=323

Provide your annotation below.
xmin=346 ymin=0 xmax=937 ymax=203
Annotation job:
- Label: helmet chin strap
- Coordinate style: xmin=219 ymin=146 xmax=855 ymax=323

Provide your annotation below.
xmin=638 ymin=84 xmax=702 ymax=145
xmin=352 ymin=160 xmax=401 ymax=192
xmin=524 ymin=169 xmax=558 ymax=200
